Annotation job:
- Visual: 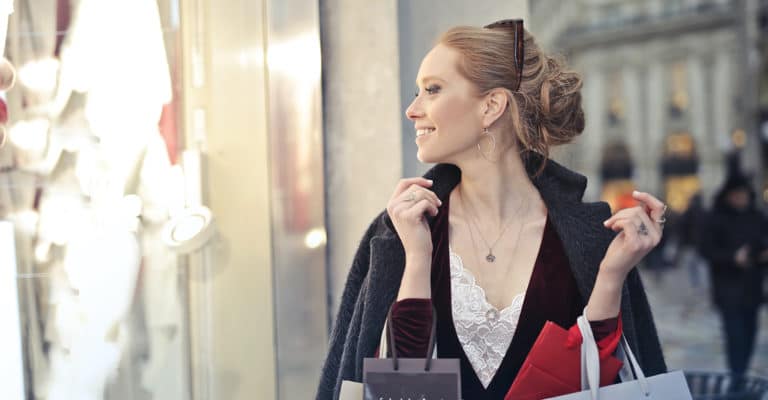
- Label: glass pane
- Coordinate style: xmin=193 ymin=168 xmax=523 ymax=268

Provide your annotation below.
xmin=2 ymin=1 xmax=187 ymax=399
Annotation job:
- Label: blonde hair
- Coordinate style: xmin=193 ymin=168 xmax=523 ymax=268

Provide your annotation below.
xmin=438 ymin=24 xmax=585 ymax=174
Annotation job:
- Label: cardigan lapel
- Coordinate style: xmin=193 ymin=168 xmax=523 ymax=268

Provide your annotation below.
xmin=361 ymin=164 xmax=462 ymax=364
xmin=361 ymin=155 xmax=618 ymax=368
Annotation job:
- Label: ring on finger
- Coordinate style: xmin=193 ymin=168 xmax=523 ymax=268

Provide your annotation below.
xmin=405 ymin=191 xmax=417 ymax=202
xmin=637 ymin=221 xmax=650 ymax=236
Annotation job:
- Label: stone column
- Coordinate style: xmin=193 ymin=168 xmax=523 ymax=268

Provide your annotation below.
xmin=580 ymin=55 xmax=606 ymax=201
xmin=712 ymin=42 xmax=734 ymax=153
xmin=646 ymin=60 xmax=665 ymax=194
xmin=622 ymin=63 xmax=649 ymax=189
xmin=687 ymin=54 xmax=708 ymax=157
xmin=321 ymin=0 xmax=403 ymax=317
xmin=687 ymin=52 xmax=715 ymax=196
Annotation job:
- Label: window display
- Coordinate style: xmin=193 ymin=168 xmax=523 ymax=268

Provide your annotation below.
xmin=2 ymin=1 xmax=187 ymax=399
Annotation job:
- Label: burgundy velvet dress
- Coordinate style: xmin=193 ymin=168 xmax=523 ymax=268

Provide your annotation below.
xmin=387 ymin=194 xmax=618 ymax=399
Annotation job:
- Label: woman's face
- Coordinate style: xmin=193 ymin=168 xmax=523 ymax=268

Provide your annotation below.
xmin=406 ymin=44 xmax=486 ymax=164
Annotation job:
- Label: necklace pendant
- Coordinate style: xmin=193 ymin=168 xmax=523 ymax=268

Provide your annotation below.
xmin=486 ymin=253 xmax=496 ymax=263
xmin=486 ymin=308 xmax=499 ymax=322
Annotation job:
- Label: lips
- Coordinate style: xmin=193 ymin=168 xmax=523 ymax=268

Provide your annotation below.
xmin=416 ymin=128 xmax=435 ymax=137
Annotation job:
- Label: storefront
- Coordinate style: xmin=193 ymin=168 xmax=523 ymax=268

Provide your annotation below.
xmin=0 ymin=0 xmax=327 ymax=399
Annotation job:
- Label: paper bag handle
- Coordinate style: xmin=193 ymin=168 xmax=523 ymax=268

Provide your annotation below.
xmin=576 ymin=309 xmax=601 ymax=400
xmin=576 ymin=307 xmax=651 ymax=400
xmin=386 ymin=305 xmax=438 ymax=372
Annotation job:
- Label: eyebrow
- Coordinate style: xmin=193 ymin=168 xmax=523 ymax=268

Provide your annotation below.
xmin=416 ymin=75 xmax=446 ymax=86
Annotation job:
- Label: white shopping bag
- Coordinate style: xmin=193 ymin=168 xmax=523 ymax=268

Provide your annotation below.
xmin=339 ymin=316 xmax=390 ymax=400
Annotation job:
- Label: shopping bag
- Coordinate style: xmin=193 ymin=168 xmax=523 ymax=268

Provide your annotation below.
xmin=505 ymin=321 xmax=623 ymax=399
xmin=339 ymin=312 xmax=391 ymax=400
xmin=362 ymin=306 xmax=460 ymax=400
xmin=547 ymin=307 xmax=692 ymax=399
xmin=339 ymin=380 xmax=363 ymax=400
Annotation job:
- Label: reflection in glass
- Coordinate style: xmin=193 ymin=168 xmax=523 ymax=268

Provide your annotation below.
xmin=266 ymin=0 xmax=328 ymax=398
xmin=3 ymin=1 xmax=186 ymax=399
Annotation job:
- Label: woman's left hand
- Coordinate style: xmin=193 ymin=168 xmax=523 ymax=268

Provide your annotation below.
xmin=600 ymin=191 xmax=667 ymax=280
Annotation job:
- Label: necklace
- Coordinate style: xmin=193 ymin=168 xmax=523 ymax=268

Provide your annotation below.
xmin=458 ymin=192 xmax=530 ymax=321
xmin=460 ymin=187 xmax=529 ymax=263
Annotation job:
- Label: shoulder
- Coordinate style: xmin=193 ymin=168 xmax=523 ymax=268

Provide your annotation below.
xmin=343 ymin=211 xmax=397 ymax=277
xmin=551 ymin=199 xmax=613 ymax=234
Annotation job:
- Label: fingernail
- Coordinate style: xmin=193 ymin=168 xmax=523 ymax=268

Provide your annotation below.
xmin=438 ymin=199 xmax=443 ymax=206
xmin=428 ymin=179 xmax=434 ymax=184
xmin=633 ymin=190 xmax=640 ymax=195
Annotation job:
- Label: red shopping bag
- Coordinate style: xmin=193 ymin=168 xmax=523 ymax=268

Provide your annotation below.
xmin=504 ymin=321 xmax=623 ymax=400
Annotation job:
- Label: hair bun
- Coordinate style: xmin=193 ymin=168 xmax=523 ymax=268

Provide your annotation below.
xmin=538 ymin=55 xmax=584 ymax=146
xmin=438 ymin=25 xmax=585 ymax=175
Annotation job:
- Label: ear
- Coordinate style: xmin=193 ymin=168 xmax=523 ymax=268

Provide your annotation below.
xmin=481 ymin=88 xmax=509 ymax=128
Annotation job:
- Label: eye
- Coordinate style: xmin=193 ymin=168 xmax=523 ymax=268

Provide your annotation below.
xmin=414 ymin=84 xmax=442 ymax=97
xmin=425 ymin=84 xmax=441 ymax=94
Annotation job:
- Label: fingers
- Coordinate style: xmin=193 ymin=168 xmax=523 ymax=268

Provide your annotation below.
xmin=608 ymin=219 xmax=637 ymax=252
xmin=632 ymin=190 xmax=665 ymax=220
xmin=389 ymin=178 xmax=441 ymax=208
xmin=604 ymin=207 xmax=661 ymax=245
xmin=392 ymin=177 xmax=434 ymax=198
xmin=604 ymin=190 xmax=667 ymax=234
xmin=387 ymin=179 xmax=442 ymax=223
xmin=608 ymin=218 xmax=655 ymax=252
xmin=404 ymin=199 xmax=440 ymax=221
xmin=603 ymin=206 xmax=643 ymax=228
xmin=402 ymin=184 xmax=441 ymax=207
xmin=391 ymin=194 xmax=439 ymax=218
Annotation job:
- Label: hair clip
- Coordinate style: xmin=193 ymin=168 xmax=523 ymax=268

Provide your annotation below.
xmin=484 ymin=19 xmax=525 ymax=91
xmin=483 ymin=19 xmax=523 ymax=29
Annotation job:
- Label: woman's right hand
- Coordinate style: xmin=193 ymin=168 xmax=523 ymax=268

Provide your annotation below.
xmin=386 ymin=177 xmax=442 ymax=258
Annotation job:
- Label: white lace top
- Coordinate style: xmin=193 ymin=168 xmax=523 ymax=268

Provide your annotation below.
xmin=449 ymin=247 xmax=526 ymax=388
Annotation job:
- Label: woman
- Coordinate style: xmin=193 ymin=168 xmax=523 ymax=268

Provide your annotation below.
xmin=317 ymin=20 xmax=667 ymax=400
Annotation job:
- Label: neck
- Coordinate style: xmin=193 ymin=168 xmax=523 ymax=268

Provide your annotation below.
xmin=455 ymin=147 xmax=543 ymax=225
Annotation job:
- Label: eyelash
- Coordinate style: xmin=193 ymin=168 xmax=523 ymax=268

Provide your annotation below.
xmin=415 ymin=84 xmax=441 ymax=97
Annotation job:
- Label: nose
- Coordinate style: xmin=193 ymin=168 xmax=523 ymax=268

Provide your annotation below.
xmin=405 ymin=96 xmax=423 ymax=121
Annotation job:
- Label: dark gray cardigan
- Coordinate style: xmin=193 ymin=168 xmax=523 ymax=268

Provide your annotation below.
xmin=316 ymin=157 xmax=666 ymax=400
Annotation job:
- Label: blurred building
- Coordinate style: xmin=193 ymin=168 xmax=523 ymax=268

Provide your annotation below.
xmin=531 ymin=0 xmax=766 ymax=211
xmin=760 ymin=1 xmax=768 ymax=197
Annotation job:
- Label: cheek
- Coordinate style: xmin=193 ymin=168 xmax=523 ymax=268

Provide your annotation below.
xmin=431 ymin=96 xmax=478 ymax=132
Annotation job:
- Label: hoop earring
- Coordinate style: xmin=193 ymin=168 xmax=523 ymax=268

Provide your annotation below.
xmin=477 ymin=127 xmax=497 ymax=162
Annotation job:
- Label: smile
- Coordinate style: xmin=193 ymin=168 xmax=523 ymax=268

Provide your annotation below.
xmin=416 ymin=128 xmax=435 ymax=137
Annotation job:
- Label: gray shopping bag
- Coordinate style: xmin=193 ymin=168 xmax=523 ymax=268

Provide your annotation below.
xmin=362 ymin=306 xmax=460 ymax=400
xmin=548 ymin=307 xmax=692 ymax=400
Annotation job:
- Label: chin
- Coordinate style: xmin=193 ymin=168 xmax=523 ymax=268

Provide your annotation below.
xmin=416 ymin=149 xmax=435 ymax=164
xmin=416 ymin=149 xmax=446 ymax=165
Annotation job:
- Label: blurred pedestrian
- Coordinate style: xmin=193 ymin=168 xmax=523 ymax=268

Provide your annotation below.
xmin=699 ymin=171 xmax=768 ymax=385
xmin=678 ymin=192 xmax=708 ymax=289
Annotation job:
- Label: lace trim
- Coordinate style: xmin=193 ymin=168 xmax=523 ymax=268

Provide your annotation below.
xmin=449 ymin=247 xmax=525 ymax=388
